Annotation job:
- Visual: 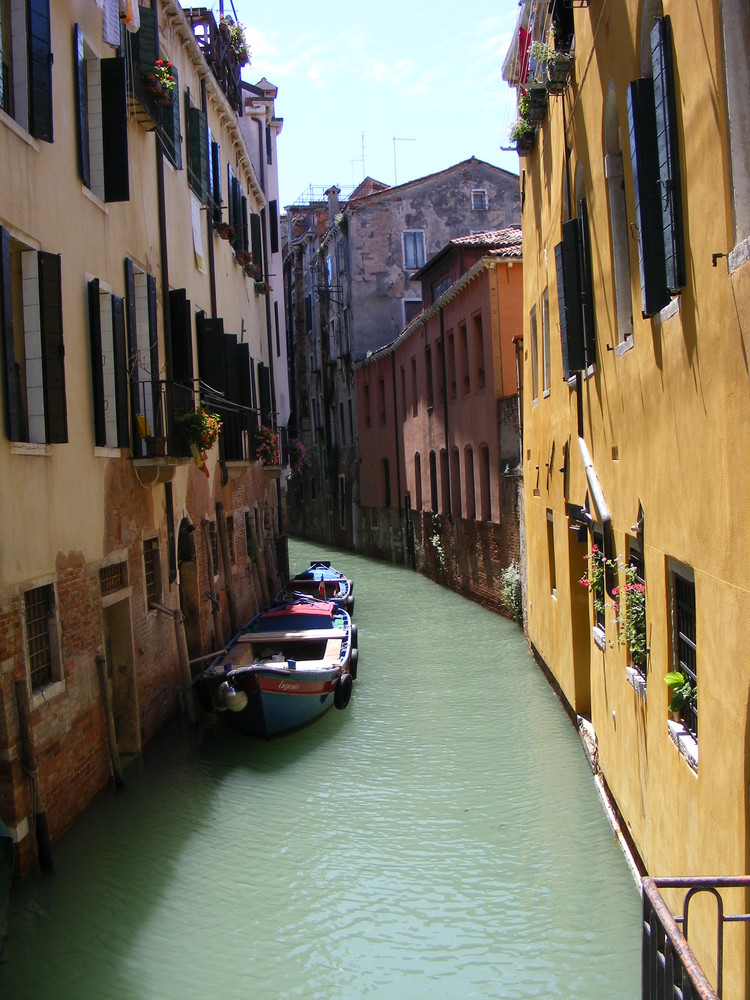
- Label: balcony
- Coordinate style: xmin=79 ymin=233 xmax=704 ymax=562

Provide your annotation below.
xmin=183 ymin=9 xmax=244 ymax=115
xmin=642 ymin=876 xmax=750 ymax=999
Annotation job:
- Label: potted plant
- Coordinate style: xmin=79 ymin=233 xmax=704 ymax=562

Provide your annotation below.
xmin=664 ymin=670 xmax=694 ymax=717
xmin=219 ymin=15 xmax=250 ymax=67
xmin=530 ymin=40 xmax=574 ymax=96
xmin=142 ymin=59 xmax=175 ymax=105
xmin=612 ymin=565 xmax=647 ymax=671
xmin=176 ymin=407 xmax=222 ymax=472
xmin=523 ymin=83 xmax=548 ymax=125
xmin=214 ymin=221 xmax=235 ymax=241
xmin=235 ymin=249 xmax=253 ymax=267
xmin=287 ymin=437 xmax=305 ymax=475
xmin=509 ymin=117 xmax=537 ymax=155
xmin=254 ymin=279 xmax=270 ymax=295
xmin=253 ymin=425 xmax=280 ymax=466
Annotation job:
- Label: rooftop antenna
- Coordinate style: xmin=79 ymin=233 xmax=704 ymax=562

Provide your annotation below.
xmin=393 ymin=137 xmax=415 ymax=185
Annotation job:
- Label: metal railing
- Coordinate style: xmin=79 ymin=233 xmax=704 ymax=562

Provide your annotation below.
xmin=184 ymin=9 xmax=243 ymax=114
xmin=642 ymin=877 xmax=750 ymax=999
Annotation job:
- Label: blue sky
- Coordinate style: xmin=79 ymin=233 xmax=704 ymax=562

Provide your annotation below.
xmin=232 ymin=0 xmax=522 ymax=207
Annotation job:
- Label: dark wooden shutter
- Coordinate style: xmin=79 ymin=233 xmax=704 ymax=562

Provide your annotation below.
xmin=627 ymin=78 xmax=670 ymax=317
xmin=223 ymin=334 xmax=241 ymax=459
xmin=38 ymin=252 xmax=67 ymax=443
xmin=187 ymin=106 xmax=208 ymax=202
xmin=27 ymin=0 xmax=53 ymax=142
xmin=241 ymin=195 xmax=249 ymax=254
xmin=162 ymin=64 xmax=182 ymax=169
xmin=577 ymin=200 xmax=596 ymax=368
xmin=210 ymin=141 xmax=221 ymax=222
xmin=227 ymin=164 xmax=235 ymax=234
xmin=146 ymin=273 xmax=162 ymax=435
xmin=111 ymin=294 xmax=129 ymax=446
xmin=88 ymin=278 xmax=107 ymax=446
xmin=101 ymin=57 xmax=129 ymax=202
xmin=651 ymin=16 xmax=685 ymax=294
xmin=269 ymin=200 xmax=279 ymax=254
xmin=169 ymin=288 xmax=193 ymax=415
xmin=258 ymin=362 xmax=272 ymax=425
xmin=554 ymin=220 xmax=586 ymax=376
xmin=74 ymin=25 xmax=90 ymax=188
xmin=196 ymin=314 xmax=226 ymax=396
xmin=132 ymin=5 xmax=159 ymax=67
xmin=0 ymin=228 xmax=20 ymax=440
xmin=250 ymin=214 xmax=263 ymax=276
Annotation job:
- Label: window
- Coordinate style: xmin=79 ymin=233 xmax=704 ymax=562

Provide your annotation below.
xmin=473 ymin=313 xmax=486 ymax=389
xmin=403 ymin=230 xmax=425 ymax=270
xmin=339 ymin=400 xmax=346 ymax=444
xmin=431 ymin=275 xmax=451 ymax=302
xmin=529 ymin=306 xmax=539 ymax=403
xmin=400 ymin=366 xmax=406 ymax=422
xmin=338 ymin=474 xmax=346 ymax=528
xmin=143 ymin=536 xmax=161 ymax=607
xmin=337 ymin=240 xmax=346 ymax=274
xmin=125 ymin=260 xmax=160 ymax=456
xmin=363 ymin=382 xmax=371 ymax=429
xmin=226 ymin=515 xmax=235 ymax=565
xmin=721 ymin=4 xmax=750 ymax=253
xmin=0 ymin=230 xmax=68 ymax=443
xmin=414 ymin=453 xmax=422 ymax=510
xmin=269 ymin=199 xmax=279 ymax=254
xmin=411 ymin=357 xmax=418 ymax=416
xmin=99 ymin=561 xmax=127 ymax=595
xmin=471 ymin=189 xmax=488 ymax=211
xmin=626 ymin=542 xmax=646 ymax=678
xmin=209 ymin=139 xmax=221 ymax=221
xmin=425 ymin=344 xmax=434 ymax=408
xmin=382 ymin=459 xmax=391 ymax=507
xmin=604 ymin=84 xmax=633 ymax=346
xmin=186 ymin=102 xmax=208 ymax=202
xmin=0 ymin=0 xmax=53 ymax=140
xmin=404 ymin=299 xmax=422 ymax=325
xmin=74 ymin=31 xmax=129 ymax=201
xmin=542 ymin=289 xmax=550 ymax=394
xmin=554 ymin=200 xmax=596 ymax=377
xmin=670 ymin=563 xmax=697 ymax=740
xmin=377 ymin=377 xmax=386 ymax=425
xmin=464 ymin=447 xmax=475 ymax=520
xmin=450 ymin=448 xmax=461 ymax=518
xmin=479 ymin=444 xmax=491 ymax=521
xmin=447 ymin=332 xmax=456 ymax=399
xmin=439 ymin=449 xmax=450 ymax=514
xmin=547 ymin=509 xmax=557 ymax=595
xmin=429 ymin=451 xmax=438 ymax=511
xmin=161 ymin=64 xmax=182 ymax=170
xmin=459 ymin=323 xmax=470 ymax=394
xmin=88 ymin=279 xmax=129 ymax=448
xmin=24 ymin=583 xmax=61 ymax=690
xmin=592 ymin=530 xmax=605 ymax=631
xmin=627 ymin=13 xmax=684 ymax=315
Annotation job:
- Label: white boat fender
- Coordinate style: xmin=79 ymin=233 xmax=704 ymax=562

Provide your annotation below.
xmin=334 ymin=673 xmax=353 ymax=710
xmin=218 ymin=680 xmax=248 ymax=713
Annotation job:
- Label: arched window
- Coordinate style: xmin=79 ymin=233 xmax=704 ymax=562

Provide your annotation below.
xmin=479 ymin=444 xmax=491 ymax=522
xmin=414 ymin=453 xmax=422 ymax=511
xmin=450 ymin=447 xmax=462 ymax=518
xmin=382 ymin=458 xmax=391 ymax=507
xmin=464 ymin=446 xmax=476 ymax=520
xmin=604 ymin=82 xmax=633 ymax=347
xmin=429 ymin=451 xmax=438 ymax=512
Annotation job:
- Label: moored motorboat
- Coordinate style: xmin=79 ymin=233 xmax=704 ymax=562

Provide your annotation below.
xmin=197 ymin=596 xmax=358 ymax=738
xmin=279 ymin=560 xmax=354 ymax=615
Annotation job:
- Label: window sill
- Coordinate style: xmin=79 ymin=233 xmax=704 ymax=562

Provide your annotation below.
xmin=615 ymin=336 xmax=634 ymax=358
xmin=592 ymin=625 xmax=606 ymax=651
xmin=729 ymin=235 xmax=750 ymax=274
xmin=10 ymin=442 xmax=50 ymax=457
xmin=667 ymin=719 xmax=698 ymax=771
xmin=0 ymin=109 xmax=38 ymax=148
xmin=626 ymin=665 xmax=647 ymax=701
xmin=94 ymin=446 xmax=123 ymax=458
xmin=654 ymin=297 xmax=680 ymax=326
xmin=81 ymin=185 xmax=109 ymax=213
xmin=543 ymin=388 xmax=551 ymax=398
xmin=31 ymin=679 xmax=66 ymax=711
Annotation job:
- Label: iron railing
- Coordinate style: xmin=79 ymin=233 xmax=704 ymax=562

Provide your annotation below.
xmin=183 ymin=9 xmax=243 ymax=114
xmin=642 ymin=877 xmax=750 ymax=999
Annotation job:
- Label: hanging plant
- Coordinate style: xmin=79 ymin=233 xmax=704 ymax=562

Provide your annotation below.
xmin=253 ymin=425 xmax=280 ymax=466
xmin=287 ymin=437 xmax=305 ymax=474
xmin=219 ymin=15 xmax=250 ymax=67
xmin=612 ymin=565 xmax=647 ymax=669
xmin=176 ymin=407 xmax=223 ymax=451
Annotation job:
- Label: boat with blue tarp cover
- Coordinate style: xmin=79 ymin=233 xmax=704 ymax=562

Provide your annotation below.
xmin=279 ymin=560 xmax=354 ymax=614
xmin=197 ymin=595 xmax=358 ymax=738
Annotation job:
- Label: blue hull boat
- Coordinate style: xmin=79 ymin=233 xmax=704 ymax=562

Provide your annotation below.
xmin=280 ymin=561 xmax=354 ymax=615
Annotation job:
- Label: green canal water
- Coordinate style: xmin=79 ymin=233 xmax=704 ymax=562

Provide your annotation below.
xmin=1 ymin=539 xmax=641 ymax=999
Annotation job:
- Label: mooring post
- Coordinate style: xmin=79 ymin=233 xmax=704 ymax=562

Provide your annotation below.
xmin=13 ymin=681 xmax=52 ymax=871
xmin=95 ymin=651 xmax=124 ymax=788
xmin=173 ymin=609 xmax=196 ymax=723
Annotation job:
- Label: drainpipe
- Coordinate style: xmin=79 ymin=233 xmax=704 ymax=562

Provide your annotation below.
xmin=439 ymin=306 xmax=452 ymax=521
xmin=391 ymin=350 xmax=402 ymax=514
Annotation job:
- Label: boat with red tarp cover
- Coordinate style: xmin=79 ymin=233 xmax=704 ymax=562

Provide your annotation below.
xmin=278 ymin=560 xmax=354 ymax=615
xmin=197 ymin=595 xmax=358 ymax=738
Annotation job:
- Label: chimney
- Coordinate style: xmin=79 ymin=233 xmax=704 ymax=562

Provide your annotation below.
xmin=325 ymin=186 xmax=340 ymax=225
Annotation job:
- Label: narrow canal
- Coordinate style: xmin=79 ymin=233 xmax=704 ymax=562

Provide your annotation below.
xmin=1 ymin=539 xmax=641 ymax=999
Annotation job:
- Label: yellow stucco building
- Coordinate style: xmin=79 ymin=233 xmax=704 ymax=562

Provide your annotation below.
xmin=0 ymin=0 xmax=288 ymax=875
xmin=505 ymin=1 xmax=750 ymax=994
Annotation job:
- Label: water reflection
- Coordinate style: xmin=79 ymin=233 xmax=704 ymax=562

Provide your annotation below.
xmin=1 ymin=539 xmax=641 ymax=999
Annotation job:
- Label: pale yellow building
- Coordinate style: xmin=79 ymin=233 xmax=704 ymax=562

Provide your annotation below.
xmin=0 ymin=0 xmax=287 ymax=873
xmin=505 ymin=1 xmax=750 ymax=995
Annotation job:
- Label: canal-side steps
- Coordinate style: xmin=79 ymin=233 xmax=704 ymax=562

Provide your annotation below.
xmin=196 ymin=563 xmax=357 ymax=739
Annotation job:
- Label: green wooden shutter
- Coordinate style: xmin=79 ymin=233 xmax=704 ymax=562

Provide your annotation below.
xmin=27 ymin=0 xmax=53 ymax=142
xmin=132 ymin=5 xmax=159 ymax=68
xmin=38 ymin=252 xmax=67 ymax=443
xmin=554 ymin=241 xmax=570 ymax=379
xmin=101 ymin=57 xmax=130 ymax=202
xmin=196 ymin=314 xmax=227 ymax=396
xmin=162 ymin=64 xmax=182 ymax=169
xmin=88 ymin=278 xmax=107 ymax=446
xmin=257 ymin=362 xmax=272 ymax=426
xmin=651 ymin=16 xmax=685 ymax=294
xmin=111 ymin=294 xmax=130 ymax=446
xmin=187 ymin=106 xmax=208 ymax=202
xmin=146 ymin=273 xmax=162 ymax=435
xmin=577 ymin=200 xmax=596 ymax=368
xmin=241 ymin=195 xmax=249 ymax=254
xmin=555 ymin=220 xmax=586 ymax=376
xmin=250 ymin=214 xmax=263 ymax=276
xmin=0 ymin=228 xmax=20 ymax=440
xmin=211 ymin=141 xmax=222 ymax=222
xmin=169 ymin=288 xmax=194 ymax=415
xmin=74 ymin=25 xmax=90 ymax=188
xmin=269 ymin=200 xmax=279 ymax=254
xmin=223 ymin=334 xmax=241 ymax=460
xmin=124 ymin=258 xmax=141 ymax=449
xmin=627 ymin=78 xmax=670 ymax=317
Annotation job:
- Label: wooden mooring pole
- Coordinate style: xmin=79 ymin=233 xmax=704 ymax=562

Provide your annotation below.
xmin=95 ymin=651 xmax=124 ymax=787
xmin=13 ymin=681 xmax=53 ymax=871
